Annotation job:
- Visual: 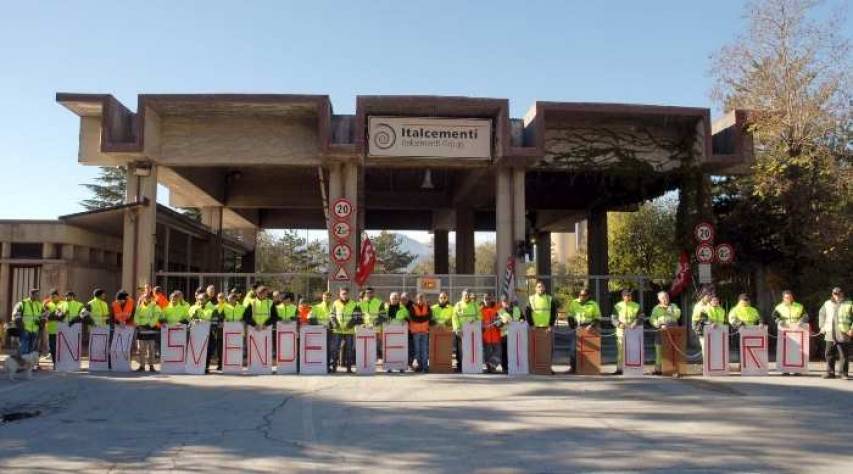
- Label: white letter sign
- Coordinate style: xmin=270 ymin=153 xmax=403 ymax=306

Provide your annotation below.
xmin=55 ymin=323 xmax=81 ymax=372
xmin=276 ymin=323 xmax=298 ymax=374
xmin=355 ymin=326 xmax=377 ymax=375
xmin=507 ymin=321 xmax=529 ymax=375
xmin=623 ymin=326 xmax=645 ymax=377
xmin=702 ymin=325 xmax=730 ymax=376
xmin=160 ymin=324 xmax=187 ymax=374
xmin=185 ymin=321 xmax=210 ymax=375
xmin=221 ymin=322 xmax=244 ymax=374
xmin=461 ymin=322 xmax=483 ymax=374
xmin=739 ymin=326 xmax=768 ymax=376
xmin=88 ymin=326 xmax=110 ymax=371
xmin=776 ymin=323 xmax=809 ymax=374
xmin=382 ymin=322 xmax=408 ymax=372
xmin=110 ymin=325 xmax=135 ymax=372
xmin=299 ymin=326 xmax=327 ymax=374
xmin=247 ymin=326 xmax=272 ymax=375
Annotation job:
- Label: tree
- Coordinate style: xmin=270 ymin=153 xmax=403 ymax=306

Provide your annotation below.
xmin=710 ymin=0 xmax=851 ymax=307
xmin=255 ymin=230 xmax=326 ymax=273
xmin=608 ymin=197 xmax=678 ymax=280
xmin=80 ymin=166 xmax=126 ymax=210
xmin=372 ymin=231 xmax=416 ymax=273
xmin=474 ymin=241 xmax=496 ymax=274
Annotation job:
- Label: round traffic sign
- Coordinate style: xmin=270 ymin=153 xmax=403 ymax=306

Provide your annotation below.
xmin=695 ymin=243 xmax=715 ymax=264
xmin=332 ymin=221 xmax=351 ymax=241
xmin=331 ymin=243 xmax=352 ymax=263
xmin=694 ymin=222 xmax=715 ymax=243
xmin=332 ymin=198 xmax=353 ymax=220
xmin=715 ymin=243 xmax=735 ymax=264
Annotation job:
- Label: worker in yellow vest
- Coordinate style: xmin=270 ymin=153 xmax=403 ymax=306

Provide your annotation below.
xmin=43 ymin=289 xmax=65 ymax=365
xmin=611 ymin=289 xmax=642 ymax=375
xmin=276 ymin=292 xmax=299 ymax=323
xmin=693 ymin=295 xmax=727 ymax=355
xmin=331 ymin=287 xmax=362 ymax=373
xmin=57 ymin=291 xmax=85 ymax=327
xmin=818 ymin=287 xmax=851 ymax=379
xmin=219 ymin=291 xmax=248 ymax=323
xmin=431 ymin=291 xmax=454 ymax=328
xmin=242 ymin=286 xmax=279 ymax=330
xmin=452 ymin=289 xmax=480 ymax=373
xmin=361 ymin=287 xmax=386 ymax=329
xmin=649 ymin=291 xmax=682 ymax=375
xmin=691 ymin=290 xmax=712 ymax=333
xmin=728 ymin=294 xmax=762 ymax=329
xmin=11 ymin=288 xmax=46 ymax=357
xmin=567 ymin=288 xmax=600 ymax=374
xmin=134 ymin=292 xmax=162 ymax=372
xmin=160 ymin=291 xmax=191 ymax=326
xmin=773 ymin=290 xmax=809 ymax=329
xmin=310 ymin=291 xmax=334 ymax=372
xmin=498 ymin=294 xmax=523 ymax=374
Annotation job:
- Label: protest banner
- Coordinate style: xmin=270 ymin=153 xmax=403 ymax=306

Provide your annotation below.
xmin=507 ymin=321 xmax=529 ymax=376
xmin=702 ymin=324 xmax=730 ymax=376
xmin=776 ymin=323 xmax=809 ymax=374
xmin=221 ymin=322 xmax=244 ymax=374
xmin=383 ymin=322 xmax=408 ymax=372
xmin=739 ymin=326 xmax=769 ymax=376
xmin=428 ymin=325 xmax=454 ymax=373
xmin=355 ymin=326 xmax=377 ymax=375
xmin=623 ymin=326 xmax=645 ymax=377
xmin=110 ymin=325 xmax=135 ymax=372
xmin=461 ymin=322 xmax=483 ymax=374
xmin=576 ymin=326 xmax=601 ymax=375
xmin=299 ymin=325 xmax=327 ymax=374
xmin=88 ymin=326 xmax=110 ymax=371
xmin=247 ymin=326 xmax=272 ymax=375
xmin=186 ymin=321 xmax=210 ymax=375
xmin=160 ymin=324 xmax=187 ymax=374
xmin=275 ymin=322 xmax=299 ymax=374
xmin=529 ymin=327 xmax=552 ymax=375
xmin=55 ymin=322 xmax=82 ymax=372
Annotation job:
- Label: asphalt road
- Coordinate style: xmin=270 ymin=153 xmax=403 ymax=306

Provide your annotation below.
xmin=1 ymin=363 xmax=850 ymax=473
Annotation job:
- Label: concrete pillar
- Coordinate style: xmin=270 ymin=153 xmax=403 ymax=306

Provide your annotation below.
xmin=200 ymin=206 xmax=224 ymax=271
xmin=162 ymin=226 xmax=171 ymax=272
xmin=512 ymin=168 xmax=526 ymax=290
xmin=433 ymin=229 xmax=449 ymax=274
xmin=327 ymin=162 xmax=359 ymax=293
xmin=0 ymin=242 xmax=10 ymax=322
xmin=454 ymin=208 xmax=475 ymax=274
xmin=535 ymin=231 xmax=552 ymax=280
xmin=495 ymin=168 xmax=513 ymax=277
xmin=122 ymin=163 xmax=158 ymax=291
xmin=587 ymin=208 xmax=610 ymax=316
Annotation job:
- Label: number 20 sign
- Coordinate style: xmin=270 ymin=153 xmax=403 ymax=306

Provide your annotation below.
xmin=332 ymin=199 xmax=353 ymax=220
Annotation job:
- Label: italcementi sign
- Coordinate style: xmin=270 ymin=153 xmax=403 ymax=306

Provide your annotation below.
xmin=368 ymin=116 xmax=492 ymax=159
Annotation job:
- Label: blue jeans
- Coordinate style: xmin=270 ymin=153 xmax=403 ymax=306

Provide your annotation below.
xmin=18 ymin=331 xmax=37 ymax=356
xmin=413 ymin=333 xmax=429 ymax=371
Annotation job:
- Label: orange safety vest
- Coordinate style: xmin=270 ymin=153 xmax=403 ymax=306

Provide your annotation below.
xmin=481 ymin=305 xmax=501 ymax=344
xmin=112 ymin=298 xmax=135 ymax=324
xmin=298 ymin=304 xmax=312 ymax=325
xmin=409 ymin=303 xmax=431 ymax=334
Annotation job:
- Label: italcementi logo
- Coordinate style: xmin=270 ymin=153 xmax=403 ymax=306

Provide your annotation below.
xmin=372 ymin=122 xmax=397 ymax=150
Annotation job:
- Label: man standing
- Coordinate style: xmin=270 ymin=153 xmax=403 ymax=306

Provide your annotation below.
xmin=453 ymin=289 xmax=480 ymax=373
xmin=611 ymin=289 xmax=642 ymax=376
xmin=773 ymin=290 xmax=809 ymax=328
xmin=431 ymin=291 xmax=454 ymax=329
xmin=11 ymin=288 xmax=45 ymax=357
xmin=111 ymin=290 xmax=135 ymax=329
xmin=480 ymin=293 xmax=502 ymax=373
xmin=567 ymin=288 xmax=599 ymax=374
xmin=135 ymin=292 xmax=162 ymax=372
xmin=410 ymin=293 xmax=432 ymax=373
xmin=312 ymin=291 xmax=335 ymax=372
xmin=243 ymin=286 xmax=279 ymax=331
xmin=694 ymin=295 xmax=727 ymax=354
xmin=331 ymin=287 xmax=360 ymax=373
xmin=818 ymin=287 xmax=852 ymax=380
xmin=43 ymin=289 xmax=64 ymax=365
xmin=161 ymin=291 xmax=191 ymax=326
xmin=361 ymin=287 xmax=385 ymax=328
xmin=649 ymin=291 xmax=681 ymax=375
xmin=728 ymin=294 xmax=762 ymax=329
xmin=498 ymin=294 xmax=523 ymax=374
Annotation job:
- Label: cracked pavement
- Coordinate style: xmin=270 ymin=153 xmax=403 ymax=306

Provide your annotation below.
xmin=0 ymin=368 xmax=851 ymax=472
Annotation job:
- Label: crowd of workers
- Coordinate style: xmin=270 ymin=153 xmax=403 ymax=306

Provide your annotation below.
xmin=6 ymin=281 xmax=852 ymax=378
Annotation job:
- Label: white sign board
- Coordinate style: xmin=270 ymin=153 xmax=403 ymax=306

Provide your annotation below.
xmin=368 ymin=116 xmax=492 ymax=159
xmin=88 ymin=326 xmax=110 ymax=371
xmin=461 ymin=322 xmax=484 ymax=374
xmin=698 ymin=263 xmax=713 ymax=284
xmin=355 ymin=326 xmax=377 ymax=375
xmin=221 ymin=322 xmax=244 ymax=374
xmin=382 ymin=322 xmax=409 ymax=372
xmin=702 ymin=325 xmax=730 ymax=376
xmin=275 ymin=323 xmax=299 ymax=374
xmin=506 ymin=321 xmax=529 ymax=375
xmin=110 ymin=325 xmax=135 ymax=372
xmin=776 ymin=323 xmax=809 ymax=374
xmin=247 ymin=326 xmax=273 ymax=375
xmin=185 ymin=321 xmax=210 ymax=375
xmin=623 ymin=326 xmax=645 ymax=377
xmin=299 ymin=326 xmax=328 ymax=374
xmin=160 ymin=324 xmax=187 ymax=374
xmin=55 ymin=323 xmax=82 ymax=372
xmin=739 ymin=326 xmax=769 ymax=376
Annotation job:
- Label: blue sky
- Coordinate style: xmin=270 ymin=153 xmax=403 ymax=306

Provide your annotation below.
xmin=0 ymin=1 xmax=824 ymax=234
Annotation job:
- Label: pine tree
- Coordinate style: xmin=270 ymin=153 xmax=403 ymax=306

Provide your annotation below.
xmin=372 ymin=231 xmax=416 ymax=273
xmin=80 ymin=166 xmax=126 ymax=210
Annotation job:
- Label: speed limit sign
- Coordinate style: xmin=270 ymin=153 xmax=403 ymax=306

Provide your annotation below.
xmin=694 ymin=222 xmax=715 ymax=243
xmin=332 ymin=221 xmax=351 ymax=241
xmin=695 ymin=243 xmax=715 ymax=264
xmin=716 ymin=243 xmax=735 ymax=264
xmin=332 ymin=198 xmax=353 ymax=220
xmin=331 ymin=243 xmax=352 ymax=263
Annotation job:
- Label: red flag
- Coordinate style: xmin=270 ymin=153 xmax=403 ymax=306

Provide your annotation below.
xmin=669 ymin=251 xmax=691 ymax=297
xmin=355 ymin=236 xmax=376 ymax=287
